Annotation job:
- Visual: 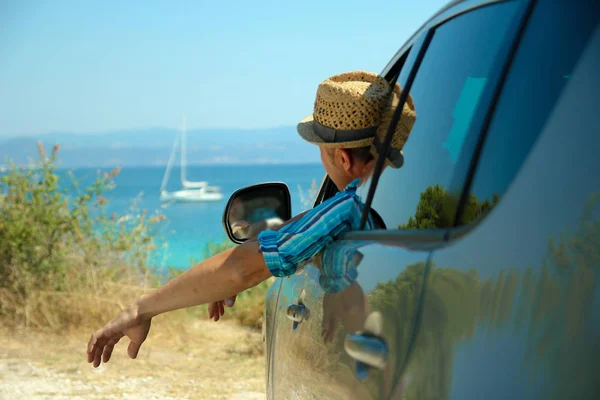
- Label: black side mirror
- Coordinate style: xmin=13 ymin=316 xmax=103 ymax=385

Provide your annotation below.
xmin=222 ymin=182 xmax=292 ymax=244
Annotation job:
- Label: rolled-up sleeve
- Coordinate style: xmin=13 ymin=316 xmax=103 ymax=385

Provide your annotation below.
xmin=257 ymin=190 xmax=363 ymax=277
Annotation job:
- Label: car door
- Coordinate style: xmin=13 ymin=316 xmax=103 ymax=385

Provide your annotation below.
xmin=400 ymin=0 xmax=600 ymax=398
xmin=268 ymin=1 xmax=530 ymax=398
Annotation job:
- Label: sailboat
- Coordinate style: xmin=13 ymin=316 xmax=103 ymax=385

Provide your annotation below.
xmin=159 ymin=117 xmax=223 ymax=203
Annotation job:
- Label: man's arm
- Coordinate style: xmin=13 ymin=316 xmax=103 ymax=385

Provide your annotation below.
xmin=138 ymin=239 xmax=270 ymax=318
xmin=87 ymin=240 xmax=271 ymax=367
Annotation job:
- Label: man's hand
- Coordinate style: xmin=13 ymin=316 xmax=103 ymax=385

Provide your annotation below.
xmin=85 ymin=239 xmax=274 ymax=367
xmin=208 ymin=295 xmax=237 ymax=321
xmin=87 ymin=305 xmax=151 ymax=368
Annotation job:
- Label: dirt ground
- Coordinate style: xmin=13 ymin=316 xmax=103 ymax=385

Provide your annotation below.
xmin=0 ymin=318 xmax=266 ymax=400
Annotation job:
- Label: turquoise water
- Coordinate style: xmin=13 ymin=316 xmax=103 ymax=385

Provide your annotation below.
xmin=55 ymin=164 xmax=324 ymax=269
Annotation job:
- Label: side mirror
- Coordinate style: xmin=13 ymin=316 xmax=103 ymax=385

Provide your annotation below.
xmin=222 ymin=182 xmax=292 ymax=244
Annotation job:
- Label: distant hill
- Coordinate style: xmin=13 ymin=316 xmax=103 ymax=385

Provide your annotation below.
xmin=0 ymin=126 xmax=321 ymax=167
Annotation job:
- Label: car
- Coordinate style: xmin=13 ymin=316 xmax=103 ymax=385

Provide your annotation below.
xmin=222 ymin=0 xmax=599 ymax=398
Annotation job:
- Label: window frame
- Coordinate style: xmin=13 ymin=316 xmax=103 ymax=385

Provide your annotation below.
xmin=380 ymin=0 xmax=514 ymax=80
xmin=447 ymin=0 xmax=537 ymax=228
xmin=316 ymin=0 xmax=525 ymax=208
xmin=336 ymin=0 xmax=535 ymax=245
xmin=449 ymin=0 xmax=593 ymax=240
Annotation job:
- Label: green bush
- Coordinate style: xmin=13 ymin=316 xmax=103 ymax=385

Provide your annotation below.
xmin=0 ymin=142 xmax=165 ymax=329
xmin=0 ymin=142 xmax=270 ymax=332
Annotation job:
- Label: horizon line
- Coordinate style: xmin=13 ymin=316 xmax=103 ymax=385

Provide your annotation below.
xmin=0 ymin=124 xmax=299 ymax=139
xmin=0 ymin=161 xmax=323 ymax=169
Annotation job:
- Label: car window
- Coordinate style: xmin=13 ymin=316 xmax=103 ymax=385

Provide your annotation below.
xmin=459 ymin=0 xmax=600 ymax=225
xmin=356 ymin=2 xmax=521 ymax=230
xmin=401 ymin=2 xmax=600 ymax=397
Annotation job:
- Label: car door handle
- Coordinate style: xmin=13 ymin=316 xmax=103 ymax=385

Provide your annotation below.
xmin=286 ymin=304 xmax=310 ymax=331
xmin=344 ymin=333 xmax=388 ymax=370
xmin=344 ymin=311 xmax=388 ymax=379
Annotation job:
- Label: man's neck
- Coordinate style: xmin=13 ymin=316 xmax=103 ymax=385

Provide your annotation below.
xmin=336 ymin=177 xmax=362 ymax=191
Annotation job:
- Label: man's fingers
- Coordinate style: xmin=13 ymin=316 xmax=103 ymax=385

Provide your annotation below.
xmin=210 ymin=301 xmax=220 ymax=321
xmin=214 ymin=303 xmax=221 ymax=321
xmin=209 ymin=295 xmax=237 ymax=322
xmin=93 ymin=347 xmax=103 ymax=368
xmin=102 ymin=344 xmax=114 ymax=364
xmin=209 ymin=296 xmax=238 ymax=321
xmin=87 ymin=334 xmax=97 ymax=363
xmin=88 ymin=330 xmax=126 ymax=367
xmin=127 ymin=340 xmax=142 ymax=359
xmin=225 ymin=295 xmax=237 ymax=307
xmin=102 ymin=336 xmax=121 ymax=364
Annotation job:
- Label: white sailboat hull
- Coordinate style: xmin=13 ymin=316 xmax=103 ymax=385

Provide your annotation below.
xmin=160 ymin=189 xmax=223 ymax=203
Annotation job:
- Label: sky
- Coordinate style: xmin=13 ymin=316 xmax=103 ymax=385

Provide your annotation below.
xmin=0 ymin=0 xmax=448 ymax=136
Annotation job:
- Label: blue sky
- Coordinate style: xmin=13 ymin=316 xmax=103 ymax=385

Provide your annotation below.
xmin=0 ymin=0 xmax=447 ymax=136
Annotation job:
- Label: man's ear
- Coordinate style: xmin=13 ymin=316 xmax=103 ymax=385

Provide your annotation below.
xmin=336 ymin=148 xmax=353 ymax=172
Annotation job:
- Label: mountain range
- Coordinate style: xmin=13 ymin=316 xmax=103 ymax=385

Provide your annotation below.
xmin=0 ymin=126 xmax=321 ymax=167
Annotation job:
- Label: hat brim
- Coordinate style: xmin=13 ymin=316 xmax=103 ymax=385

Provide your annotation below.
xmin=297 ymin=115 xmax=326 ymax=145
xmin=297 ymin=115 xmax=375 ymax=149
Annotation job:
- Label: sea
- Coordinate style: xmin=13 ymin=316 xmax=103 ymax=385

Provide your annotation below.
xmin=54 ymin=164 xmax=325 ymax=270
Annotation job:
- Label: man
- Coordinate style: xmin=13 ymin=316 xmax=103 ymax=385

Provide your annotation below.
xmin=86 ymin=70 xmax=416 ymax=368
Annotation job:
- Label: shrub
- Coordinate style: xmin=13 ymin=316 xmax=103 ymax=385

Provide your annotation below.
xmin=0 ymin=142 xmax=271 ymax=332
xmin=0 ymin=142 xmax=165 ymax=329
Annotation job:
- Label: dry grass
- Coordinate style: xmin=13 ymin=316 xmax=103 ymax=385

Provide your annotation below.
xmin=0 ymin=145 xmax=271 ymax=399
xmin=0 ymin=319 xmax=265 ymax=400
xmin=0 ymin=265 xmax=270 ymax=399
xmin=268 ymin=287 xmax=374 ymax=400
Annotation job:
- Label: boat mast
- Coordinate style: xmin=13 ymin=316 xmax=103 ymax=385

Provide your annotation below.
xmin=160 ymin=125 xmax=180 ymax=193
xmin=180 ymin=114 xmax=187 ymax=186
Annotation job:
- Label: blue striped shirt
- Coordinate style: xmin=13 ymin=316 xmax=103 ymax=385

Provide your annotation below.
xmin=257 ymin=178 xmax=375 ymax=277
xmin=317 ymin=240 xmax=369 ymax=293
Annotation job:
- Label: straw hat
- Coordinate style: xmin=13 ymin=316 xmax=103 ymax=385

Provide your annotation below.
xmin=297 ymin=70 xmax=416 ymax=168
